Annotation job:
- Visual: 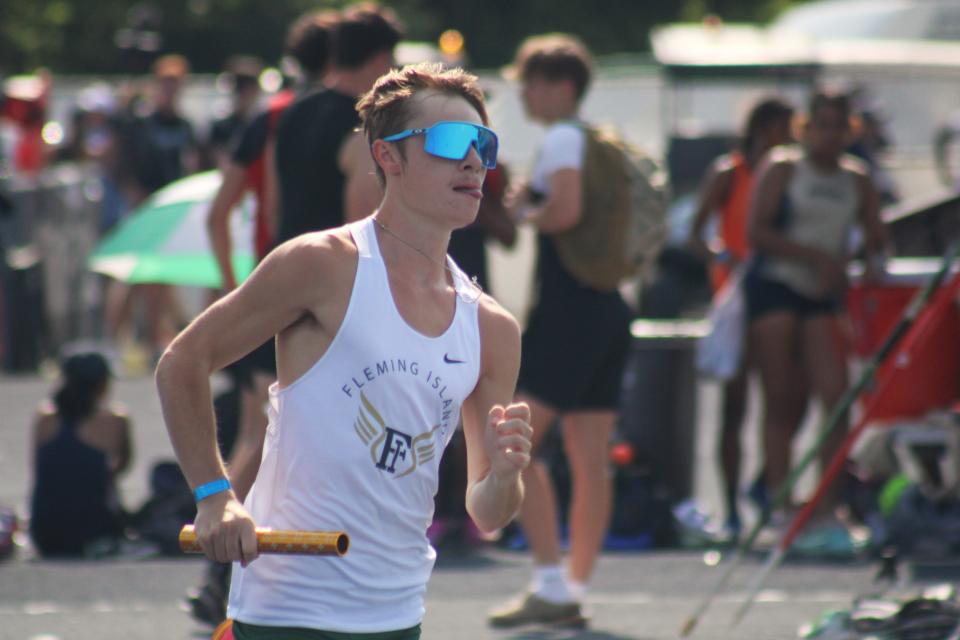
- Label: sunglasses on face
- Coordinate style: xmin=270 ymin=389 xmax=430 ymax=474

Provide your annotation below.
xmin=382 ymin=120 xmax=498 ymax=169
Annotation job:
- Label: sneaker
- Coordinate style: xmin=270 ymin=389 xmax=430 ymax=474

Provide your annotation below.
xmin=487 ymin=592 xmax=588 ymax=629
xmin=672 ymin=500 xmax=724 ymax=547
xmin=792 ymin=522 xmax=871 ymax=559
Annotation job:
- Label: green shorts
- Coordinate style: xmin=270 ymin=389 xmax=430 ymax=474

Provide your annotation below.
xmin=232 ymin=620 xmax=421 ymax=640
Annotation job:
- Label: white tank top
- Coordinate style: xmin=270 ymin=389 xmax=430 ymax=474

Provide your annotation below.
xmin=227 ymin=217 xmax=481 ymax=632
xmin=760 ymin=150 xmax=861 ymax=298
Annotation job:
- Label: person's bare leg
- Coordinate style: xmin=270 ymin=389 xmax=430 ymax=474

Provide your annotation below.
xmin=801 ymin=313 xmax=850 ymax=517
xmin=749 ymin=311 xmax=804 ymax=506
xmin=515 ymin=393 xmax=561 ymax=567
xmin=561 ymin=410 xmax=615 ymax=584
xmin=105 ymin=282 xmax=134 ymax=341
xmin=143 ymin=284 xmax=167 ymax=354
xmin=144 ymin=284 xmax=186 ymax=355
xmin=720 ymin=366 xmax=748 ymax=526
xmin=228 ymin=372 xmax=273 ymax=502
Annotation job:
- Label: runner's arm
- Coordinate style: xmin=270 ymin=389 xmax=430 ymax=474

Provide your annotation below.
xmin=461 ymin=300 xmax=531 ymax=533
xmin=340 ymin=131 xmax=383 ymax=222
xmin=111 ymin=410 xmax=133 ymax=477
xmin=520 ymin=168 xmax=582 ymax=233
xmin=155 ymin=238 xmax=331 ymax=563
xmin=263 ymin=138 xmax=280 ymax=241
xmin=205 ymin=162 xmax=249 ymax=292
xmin=687 ymin=159 xmax=734 ymax=263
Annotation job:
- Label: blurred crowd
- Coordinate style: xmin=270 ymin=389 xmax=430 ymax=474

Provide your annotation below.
xmin=3 ymin=2 xmax=958 ymax=637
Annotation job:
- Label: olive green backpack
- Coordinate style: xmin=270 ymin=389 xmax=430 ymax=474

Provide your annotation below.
xmin=552 ymin=125 xmax=669 ymax=292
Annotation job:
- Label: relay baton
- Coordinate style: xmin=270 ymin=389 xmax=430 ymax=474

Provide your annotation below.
xmin=179 ymin=525 xmax=349 ymax=556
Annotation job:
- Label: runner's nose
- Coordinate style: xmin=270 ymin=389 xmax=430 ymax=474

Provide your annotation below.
xmin=459 ymin=143 xmax=484 ymax=172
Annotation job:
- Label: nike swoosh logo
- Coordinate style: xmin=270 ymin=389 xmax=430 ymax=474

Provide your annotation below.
xmin=443 ymin=354 xmax=465 ymax=364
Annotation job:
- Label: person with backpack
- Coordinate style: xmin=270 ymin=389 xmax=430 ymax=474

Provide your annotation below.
xmin=488 ymin=34 xmax=650 ymax=629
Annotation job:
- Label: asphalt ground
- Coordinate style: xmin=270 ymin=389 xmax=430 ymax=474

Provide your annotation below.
xmin=0 ymin=373 xmax=890 ymax=640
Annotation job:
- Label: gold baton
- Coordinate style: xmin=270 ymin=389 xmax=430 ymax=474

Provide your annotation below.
xmin=179 ymin=525 xmax=349 ymax=556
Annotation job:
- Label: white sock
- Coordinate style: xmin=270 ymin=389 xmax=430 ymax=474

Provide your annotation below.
xmin=531 ymin=565 xmax=573 ymax=603
xmin=567 ymin=579 xmax=587 ymax=603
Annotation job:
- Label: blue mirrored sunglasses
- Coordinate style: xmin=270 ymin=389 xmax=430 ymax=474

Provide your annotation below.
xmin=382 ymin=120 xmax=498 ymax=169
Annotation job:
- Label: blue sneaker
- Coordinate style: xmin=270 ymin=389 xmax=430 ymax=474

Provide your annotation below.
xmin=793 ymin=522 xmax=871 ymax=559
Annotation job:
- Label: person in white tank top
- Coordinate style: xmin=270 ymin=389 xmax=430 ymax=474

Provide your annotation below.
xmin=745 ymin=90 xmax=889 ymax=539
xmin=155 ymin=63 xmax=533 ymax=639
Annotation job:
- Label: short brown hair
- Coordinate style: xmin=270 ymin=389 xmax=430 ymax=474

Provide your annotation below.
xmin=334 ymin=3 xmax=403 ymax=70
xmin=286 ymin=10 xmax=339 ymax=76
xmin=356 ymin=62 xmax=489 ymax=183
xmin=512 ymin=33 xmax=593 ymax=100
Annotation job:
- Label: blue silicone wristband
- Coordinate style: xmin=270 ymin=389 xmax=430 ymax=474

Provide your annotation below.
xmin=193 ymin=478 xmax=232 ymax=502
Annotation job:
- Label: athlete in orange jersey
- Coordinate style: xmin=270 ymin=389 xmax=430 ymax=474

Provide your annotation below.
xmin=687 ymin=98 xmax=794 ymax=536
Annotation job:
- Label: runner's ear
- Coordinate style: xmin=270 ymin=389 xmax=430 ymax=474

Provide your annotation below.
xmin=371 ymin=139 xmax=404 ymax=178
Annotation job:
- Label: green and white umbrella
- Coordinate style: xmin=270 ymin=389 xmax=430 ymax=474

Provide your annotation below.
xmin=89 ymin=171 xmax=256 ymax=288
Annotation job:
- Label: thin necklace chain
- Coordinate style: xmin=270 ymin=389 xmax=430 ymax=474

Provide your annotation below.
xmin=372 ymin=216 xmax=483 ymax=303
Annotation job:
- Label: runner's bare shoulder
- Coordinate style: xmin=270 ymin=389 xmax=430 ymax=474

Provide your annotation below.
xmin=33 ymin=402 xmax=58 ymax=443
xmin=757 ymin=144 xmax=800 ymax=184
xmin=711 ymin=152 xmax=739 ymax=176
xmin=269 ymin=226 xmax=358 ymax=279
xmin=766 ymin=144 xmax=801 ymax=168
xmin=839 ymin=153 xmax=869 ymax=177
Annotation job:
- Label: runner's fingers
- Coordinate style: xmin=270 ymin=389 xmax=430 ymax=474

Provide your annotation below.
xmin=239 ymin=527 xmax=258 ymax=567
xmin=212 ymin=533 xmax=229 ymax=563
xmin=224 ymin=529 xmax=241 ymax=562
xmin=503 ymin=449 xmax=530 ymax=468
xmin=498 ymin=433 xmax=531 ymax=454
xmin=196 ymin=529 xmax=217 ymax=559
xmin=486 ymin=405 xmax=505 ymax=428
xmin=496 ymin=418 xmax=532 ymax=440
xmin=504 ymin=402 xmax=531 ymax=422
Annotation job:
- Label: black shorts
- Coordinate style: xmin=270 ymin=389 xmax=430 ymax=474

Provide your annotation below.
xmin=517 ymin=236 xmax=632 ymax=412
xmin=744 ymin=271 xmax=841 ymax=321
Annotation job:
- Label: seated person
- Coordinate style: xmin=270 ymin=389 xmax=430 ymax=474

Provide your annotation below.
xmin=30 ymin=352 xmax=132 ymax=556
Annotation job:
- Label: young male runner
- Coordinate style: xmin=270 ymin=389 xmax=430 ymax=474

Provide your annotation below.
xmin=156 ymin=63 xmax=532 ymax=639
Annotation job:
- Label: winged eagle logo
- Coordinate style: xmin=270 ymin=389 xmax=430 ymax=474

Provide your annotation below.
xmin=354 ymin=391 xmax=440 ymax=478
